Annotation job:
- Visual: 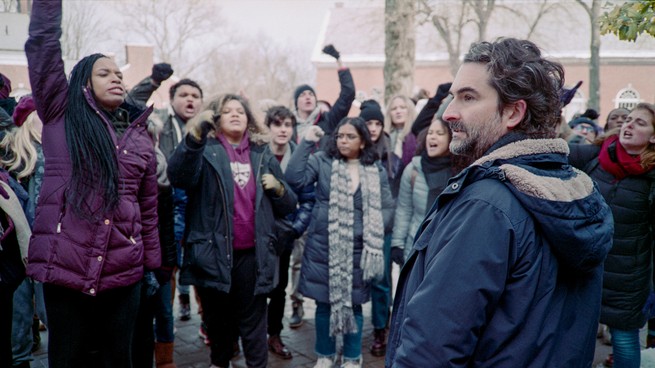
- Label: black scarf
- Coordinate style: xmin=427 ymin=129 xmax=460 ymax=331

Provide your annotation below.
xmin=421 ymin=151 xmax=453 ymax=207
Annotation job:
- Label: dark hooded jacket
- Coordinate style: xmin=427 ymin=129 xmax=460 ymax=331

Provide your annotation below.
xmin=386 ymin=133 xmax=613 ymax=368
xmin=167 ymin=134 xmax=297 ymax=295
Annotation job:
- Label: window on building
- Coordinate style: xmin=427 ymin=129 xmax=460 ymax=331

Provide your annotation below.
xmin=563 ymin=89 xmax=586 ymax=123
xmin=615 ymin=84 xmax=641 ymax=110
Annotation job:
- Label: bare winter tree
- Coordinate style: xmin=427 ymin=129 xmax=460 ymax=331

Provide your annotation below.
xmin=61 ymin=0 xmax=110 ymax=60
xmin=575 ymin=0 xmax=601 ymax=111
xmin=0 ymin=0 xmax=17 ymax=11
xmin=498 ymin=0 xmax=563 ymax=41
xmin=470 ymin=0 xmax=495 ymax=42
xmin=384 ymin=0 xmax=416 ymax=104
xmin=118 ymin=0 xmax=226 ymax=79
xmin=204 ymin=33 xmax=311 ymax=109
xmin=417 ymin=0 xmax=495 ymax=77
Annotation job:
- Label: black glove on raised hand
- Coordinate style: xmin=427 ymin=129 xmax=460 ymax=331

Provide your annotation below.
xmin=322 ymin=44 xmax=340 ymax=60
xmin=391 ymin=247 xmax=405 ymax=267
xmin=151 ymin=63 xmax=174 ymax=84
xmin=434 ymin=82 xmax=452 ymax=102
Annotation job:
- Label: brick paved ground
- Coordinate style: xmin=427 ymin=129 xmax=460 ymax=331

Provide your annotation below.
xmin=30 ymin=283 xmax=613 ymax=368
xmin=30 ymin=289 xmax=387 ymax=368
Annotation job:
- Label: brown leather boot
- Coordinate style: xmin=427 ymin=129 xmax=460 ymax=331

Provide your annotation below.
xmin=154 ymin=342 xmax=177 ymax=368
xmin=268 ymin=335 xmax=292 ymax=359
xmin=370 ymin=328 xmax=386 ymax=357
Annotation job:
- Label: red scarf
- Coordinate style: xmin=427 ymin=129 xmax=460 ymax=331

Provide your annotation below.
xmin=598 ymin=135 xmax=651 ymax=180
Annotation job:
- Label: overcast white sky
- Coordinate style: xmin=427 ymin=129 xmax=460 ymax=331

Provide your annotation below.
xmin=220 ymin=0 xmax=379 ymax=59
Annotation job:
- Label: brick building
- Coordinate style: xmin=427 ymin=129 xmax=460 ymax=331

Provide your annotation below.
xmin=311 ymin=2 xmax=655 ymax=125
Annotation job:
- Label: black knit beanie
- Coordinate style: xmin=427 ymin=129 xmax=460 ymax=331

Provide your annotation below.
xmin=293 ymin=84 xmax=316 ymax=108
xmin=359 ymin=99 xmax=384 ymax=123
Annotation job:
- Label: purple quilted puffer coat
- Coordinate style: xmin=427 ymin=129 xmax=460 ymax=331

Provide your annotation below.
xmin=25 ymin=0 xmax=160 ymax=296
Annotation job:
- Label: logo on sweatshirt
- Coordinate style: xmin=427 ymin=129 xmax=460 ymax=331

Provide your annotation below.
xmin=231 ymin=162 xmax=251 ymax=188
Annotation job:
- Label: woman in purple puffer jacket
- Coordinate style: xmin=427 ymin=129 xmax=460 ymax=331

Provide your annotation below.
xmin=25 ymin=1 xmax=161 ymax=367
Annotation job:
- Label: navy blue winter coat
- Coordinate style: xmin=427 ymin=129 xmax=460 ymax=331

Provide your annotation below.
xmin=386 ymin=133 xmax=613 ymax=368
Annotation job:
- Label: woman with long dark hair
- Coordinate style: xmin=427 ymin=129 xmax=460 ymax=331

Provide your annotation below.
xmin=285 ymin=117 xmax=394 ymax=368
xmin=25 ymin=1 xmax=161 ymax=367
xmin=167 ymin=94 xmax=297 ymax=368
xmin=391 ymin=116 xmax=458 ymax=266
xmin=570 ymin=103 xmax=655 ymax=368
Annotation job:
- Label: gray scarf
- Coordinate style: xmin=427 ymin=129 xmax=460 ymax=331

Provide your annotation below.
xmin=327 ymin=159 xmax=384 ymax=338
xmin=295 ymin=107 xmax=322 ymax=141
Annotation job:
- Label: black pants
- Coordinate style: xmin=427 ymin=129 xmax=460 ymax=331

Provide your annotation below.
xmin=197 ymin=248 xmax=268 ymax=368
xmin=44 ymin=282 xmax=141 ymax=368
xmin=267 ymin=246 xmax=291 ymax=336
xmin=0 ymin=283 xmax=14 ymax=367
xmin=132 ymin=280 xmax=157 ymax=368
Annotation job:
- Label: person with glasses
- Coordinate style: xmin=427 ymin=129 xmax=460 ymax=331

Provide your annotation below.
xmin=285 ymin=117 xmax=394 ymax=368
xmin=569 ymin=117 xmax=601 ymax=143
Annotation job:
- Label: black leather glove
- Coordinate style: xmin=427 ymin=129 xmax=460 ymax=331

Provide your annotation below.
xmin=152 ymin=63 xmax=174 ymax=84
xmin=322 ymin=44 xmax=340 ymax=60
xmin=434 ymin=82 xmax=452 ymax=102
xmin=391 ymin=247 xmax=405 ymax=267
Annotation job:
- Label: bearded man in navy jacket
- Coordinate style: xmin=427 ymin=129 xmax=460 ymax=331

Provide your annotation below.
xmin=386 ymin=38 xmax=613 ymax=368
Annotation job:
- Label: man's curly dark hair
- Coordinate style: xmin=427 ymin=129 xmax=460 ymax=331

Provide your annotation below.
xmin=464 ymin=38 xmax=565 ymax=139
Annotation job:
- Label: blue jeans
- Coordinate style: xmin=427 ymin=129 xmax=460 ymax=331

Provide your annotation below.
xmin=173 ymin=187 xmax=190 ymax=296
xmin=610 ymin=328 xmax=640 ymax=368
xmin=370 ymin=234 xmax=391 ymax=329
xmin=11 ymin=278 xmax=47 ymax=365
xmin=315 ymin=302 xmax=363 ymax=361
xmin=154 ymin=281 xmax=174 ymax=342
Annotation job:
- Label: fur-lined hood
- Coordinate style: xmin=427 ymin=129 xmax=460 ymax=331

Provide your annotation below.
xmin=444 ymin=132 xmax=613 ymax=273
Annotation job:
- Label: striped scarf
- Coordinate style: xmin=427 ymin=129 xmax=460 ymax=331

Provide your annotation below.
xmin=327 ymin=159 xmax=385 ymax=337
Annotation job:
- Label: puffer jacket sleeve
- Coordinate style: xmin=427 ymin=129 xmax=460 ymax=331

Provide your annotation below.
xmin=138 ymin=153 xmax=161 ymax=270
xmin=392 ymin=198 xmax=514 ymax=367
xmin=290 ymin=183 xmax=315 ymax=236
xmin=319 ymin=68 xmax=355 ymax=136
xmin=127 ymin=77 xmax=157 ymax=108
xmin=285 ymin=139 xmax=320 ymax=191
xmin=411 ymin=91 xmax=445 ymax=136
xmin=391 ymin=162 xmax=416 ymax=250
xmin=25 ymin=0 xmax=68 ymax=124
xmin=167 ymin=134 xmax=205 ymax=190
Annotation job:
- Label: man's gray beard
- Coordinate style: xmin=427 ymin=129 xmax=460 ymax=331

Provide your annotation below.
xmin=449 ymin=138 xmax=476 ymax=158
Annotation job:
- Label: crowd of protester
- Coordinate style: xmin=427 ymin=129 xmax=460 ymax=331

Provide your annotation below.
xmin=0 ymin=1 xmax=654 ymax=368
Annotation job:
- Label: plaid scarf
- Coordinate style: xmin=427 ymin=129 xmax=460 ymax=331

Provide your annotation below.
xmin=327 ymin=159 xmax=384 ymax=338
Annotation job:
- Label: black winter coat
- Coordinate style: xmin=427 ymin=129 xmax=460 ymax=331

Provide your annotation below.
xmin=570 ymin=143 xmax=655 ymax=329
xmin=167 ymin=134 xmax=297 ymax=295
